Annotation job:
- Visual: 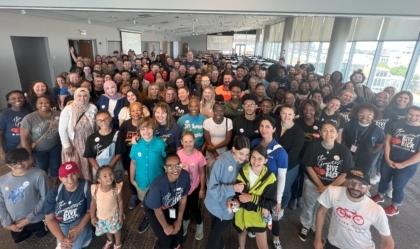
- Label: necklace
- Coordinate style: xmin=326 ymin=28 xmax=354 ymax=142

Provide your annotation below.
xmin=321 ymin=141 xmax=334 ymax=154
xmin=64 ymin=183 xmax=79 ymax=205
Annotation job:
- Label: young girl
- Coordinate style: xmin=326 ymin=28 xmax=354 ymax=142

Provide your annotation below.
xmin=177 ymin=131 xmax=206 ymax=240
xmin=234 ymin=144 xmax=277 ymax=249
xmin=83 ymin=110 xmax=125 ymax=183
xmin=91 ymin=166 xmax=124 ymax=249
xmin=95 ymin=80 xmax=126 ymax=129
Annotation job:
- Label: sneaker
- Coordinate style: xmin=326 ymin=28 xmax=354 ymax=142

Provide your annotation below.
xmin=195 ymin=223 xmax=204 ymax=240
xmin=371 ymin=194 xmax=384 ymax=203
xmin=128 ymin=195 xmax=138 ymax=210
xmin=183 ymin=220 xmax=190 ymax=236
xmin=103 ymin=239 xmax=113 ymax=249
xmin=288 ymin=199 xmax=297 ymax=210
xmin=137 ymin=218 xmax=150 ymax=234
xmin=370 ymin=175 xmax=380 ymax=185
xmin=299 ymin=226 xmax=309 ymax=241
xmin=297 ymin=197 xmax=303 ymax=208
xmin=247 ymin=231 xmax=256 ymax=238
xmin=384 ymin=205 xmax=399 ymax=216
xmin=273 ymin=240 xmax=283 ymax=249
xmin=386 ymin=188 xmax=393 ymax=198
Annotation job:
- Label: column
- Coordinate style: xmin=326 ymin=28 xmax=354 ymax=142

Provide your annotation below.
xmin=280 ymin=17 xmax=294 ymax=63
xmin=324 ymin=17 xmax=353 ymax=74
xmin=254 ymin=29 xmax=261 ymax=56
xmin=262 ymin=25 xmax=270 ymax=58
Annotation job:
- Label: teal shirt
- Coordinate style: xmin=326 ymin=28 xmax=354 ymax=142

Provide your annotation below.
xmin=177 ymin=113 xmax=206 ymax=149
xmin=129 ymin=136 xmax=167 ymax=190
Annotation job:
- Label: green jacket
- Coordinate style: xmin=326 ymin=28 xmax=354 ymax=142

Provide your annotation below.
xmin=234 ymin=163 xmax=277 ymax=233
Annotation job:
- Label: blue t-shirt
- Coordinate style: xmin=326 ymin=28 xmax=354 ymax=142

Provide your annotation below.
xmin=183 ymin=60 xmax=201 ymax=70
xmin=251 ymin=138 xmax=288 ymax=176
xmin=344 ymin=122 xmax=385 ymax=147
xmin=0 ymin=108 xmax=30 ymax=152
xmin=60 ymin=86 xmax=70 ymax=96
xmin=155 ymin=124 xmax=182 ymax=149
xmin=387 ymin=119 xmax=420 ymax=165
xmin=144 ymin=170 xmax=190 ymax=210
xmin=177 ymin=114 xmax=206 ymax=149
xmin=43 ymin=179 xmax=91 ymax=224
xmin=129 ymin=136 xmax=167 ymax=190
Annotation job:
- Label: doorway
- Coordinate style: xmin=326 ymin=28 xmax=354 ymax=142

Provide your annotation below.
xmin=10 ymin=36 xmax=55 ymax=91
xmin=68 ymin=39 xmax=96 ymax=63
xmin=235 ymin=44 xmax=246 ymax=56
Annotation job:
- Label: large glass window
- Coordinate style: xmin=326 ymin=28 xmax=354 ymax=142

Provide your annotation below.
xmin=371 ymin=41 xmax=416 ymax=93
xmin=315 ymin=42 xmax=329 ymax=75
xmin=291 ymin=42 xmax=301 ymax=66
xmin=347 ymin=42 xmax=378 ymax=80
xmin=408 ymin=51 xmax=420 ymax=106
xmin=233 ymin=34 xmax=256 ymax=55
xmin=308 ymin=42 xmax=320 ymax=66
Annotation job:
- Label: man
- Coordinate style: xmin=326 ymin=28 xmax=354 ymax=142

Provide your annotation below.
xmin=0 ymin=148 xmax=49 ymax=244
xmin=142 ymin=51 xmax=151 ymax=66
xmin=234 ymin=66 xmax=248 ymax=89
xmin=92 ymin=75 xmax=105 ymax=101
xmin=144 ymin=63 xmax=159 ymax=83
xmin=213 ymin=53 xmax=220 ymax=68
xmin=183 ymin=50 xmax=201 ymax=70
xmin=113 ymin=50 xmax=120 ymax=58
xmin=272 ymin=67 xmax=291 ymax=90
xmin=206 ymin=56 xmax=214 ymax=66
xmin=350 ymin=70 xmax=375 ymax=103
xmin=123 ymin=60 xmax=134 ymax=72
xmin=114 ymin=59 xmax=124 ymax=73
xmin=179 ymin=64 xmax=187 ymax=78
xmin=257 ymin=69 xmax=270 ymax=94
xmin=215 ymin=74 xmax=234 ymax=101
xmin=267 ymin=58 xmax=286 ymax=82
xmin=210 ymin=69 xmax=219 ymax=87
xmin=107 ymin=61 xmax=115 ymax=73
xmin=134 ymin=58 xmax=142 ymax=72
xmin=141 ymin=57 xmax=148 ymax=67
xmin=82 ymin=57 xmax=91 ymax=67
xmin=121 ymin=70 xmax=131 ymax=82
xmin=166 ymin=69 xmax=180 ymax=88
xmin=314 ymin=168 xmax=394 ymax=249
xmin=128 ymin=49 xmax=137 ymax=64
xmin=287 ymin=67 xmax=296 ymax=80
xmin=174 ymin=60 xmax=181 ymax=70
xmin=219 ymin=57 xmax=227 ymax=69
xmin=232 ymin=93 xmax=262 ymax=141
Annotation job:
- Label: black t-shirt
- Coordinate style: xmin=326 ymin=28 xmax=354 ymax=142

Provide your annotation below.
xmin=387 ymin=119 xmax=420 ymax=165
xmin=171 ymin=101 xmax=189 ymax=121
xmin=391 ymin=106 xmax=408 ymax=119
xmin=119 ymin=119 xmax=138 ymax=147
xmin=83 ymin=130 xmax=125 ymax=158
xmin=319 ymin=111 xmax=345 ymax=130
xmin=375 ymin=108 xmax=398 ymax=131
xmin=142 ymin=98 xmax=160 ymax=116
xmin=295 ymin=118 xmax=322 ymax=157
xmin=301 ymin=140 xmax=352 ymax=186
xmin=272 ymin=77 xmax=291 ymax=90
xmin=338 ymin=103 xmax=355 ymax=123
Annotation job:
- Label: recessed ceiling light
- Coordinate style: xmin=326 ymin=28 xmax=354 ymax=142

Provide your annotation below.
xmin=189 ymin=14 xmax=192 ymax=16
xmin=219 ymin=15 xmax=223 ymax=18
xmin=175 ymin=16 xmax=179 ymax=18
xmin=110 ymin=16 xmax=117 ymax=19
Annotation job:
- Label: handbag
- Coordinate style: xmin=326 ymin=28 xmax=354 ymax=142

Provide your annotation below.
xmin=31 ymin=113 xmax=55 ymax=150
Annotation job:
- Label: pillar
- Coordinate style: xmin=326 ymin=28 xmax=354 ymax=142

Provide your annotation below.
xmin=280 ymin=17 xmax=294 ymax=63
xmin=262 ymin=25 xmax=270 ymax=58
xmin=254 ymin=29 xmax=261 ymax=56
xmin=324 ymin=17 xmax=353 ymax=74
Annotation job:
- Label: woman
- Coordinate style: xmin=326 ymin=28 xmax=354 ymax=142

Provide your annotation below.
xmin=275 ymin=105 xmax=305 ymax=211
xmin=192 ymin=74 xmax=207 ymax=99
xmin=95 ymin=80 xmax=126 ymax=129
xmin=309 ymin=89 xmax=326 ymax=110
xmin=383 ymin=86 xmax=396 ymax=100
xmin=372 ymin=106 xmax=420 ymax=216
xmin=224 ymin=81 xmax=245 ymax=121
xmin=26 ymin=81 xmax=58 ymax=111
xmin=21 ymin=96 xmax=61 ymax=183
xmin=142 ymin=84 xmax=163 ymax=116
xmin=387 ymin=91 xmax=413 ymax=119
xmin=297 ymin=81 xmax=310 ymax=102
xmin=298 ymin=121 xmax=352 ymax=240
xmin=319 ymin=96 xmax=345 ymax=143
xmin=318 ymin=77 xmax=326 ymax=87
xmin=234 ymin=145 xmax=277 ymax=249
xmin=104 ymin=74 xmax=112 ymax=82
xmin=342 ymin=103 xmax=385 ymax=173
xmin=259 ymin=98 xmax=281 ymax=128
xmin=113 ymin=73 xmax=123 ymax=88
xmin=250 ymin=117 xmax=288 ymax=249
xmin=204 ymin=136 xmax=251 ymax=249
xmin=80 ymin=80 xmax=98 ymax=103
xmin=43 ymin=162 xmax=92 ymax=249
xmin=59 ymin=88 xmax=97 ymax=181
xmin=171 ymin=87 xmax=190 ymax=121
xmin=307 ymin=73 xmax=316 ymax=85
xmin=200 ymin=86 xmax=216 ymax=118
xmin=282 ymin=91 xmax=300 ymax=114
xmin=291 ymin=99 xmax=322 ymax=210
xmin=290 ymin=79 xmax=299 ymax=93
xmin=343 ymin=82 xmax=365 ymax=104
xmin=255 ymin=83 xmax=266 ymax=104
xmin=143 ymin=153 xmax=190 ymax=249
xmin=154 ymin=102 xmax=182 ymax=150
xmin=324 ymin=73 xmax=331 ymax=83
xmin=142 ymin=64 xmax=149 ymax=75
xmin=330 ymin=71 xmax=344 ymax=95
xmin=83 ymin=66 xmax=93 ymax=82
xmin=273 ymin=87 xmax=286 ymax=116
xmin=0 ymin=90 xmax=31 ymax=159
xmin=244 ymin=76 xmax=259 ymax=95
xmin=338 ymin=89 xmax=356 ymax=122
xmin=53 ymin=76 xmax=66 ymax=103
xmin=321 ymin=84 xmax=333 ymax=104
xmin=164 ymin=87 xmax=177 ymax=106
xmin=309 ymin=79 xmax=319 ymax=91
xmin=119 ymin=82 xmax=131 ymax=95
xmin=174 ymin=77 xmax=186 ymax=92
xmin=131 ymin=77 xmax=147 ymax=101
xmin=118 ymin=89 xmax=149 ymax=126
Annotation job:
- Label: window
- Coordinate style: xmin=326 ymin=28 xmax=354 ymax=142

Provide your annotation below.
xmin=408 ymin=53 xmax=420 ymax=107
xmin=315 ymin=42 xmax=329 ymax=75
xmin=233 ymin=34 xmax=256 ymax=55
xmin=347 ymin=41 xmax=378 ymax=80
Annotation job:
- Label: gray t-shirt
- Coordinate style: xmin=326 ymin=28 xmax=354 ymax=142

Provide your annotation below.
xmin=21 ymin=110 xmax=61 ymax=151
xmin=0 ymin=168 xmax=49 ymax=227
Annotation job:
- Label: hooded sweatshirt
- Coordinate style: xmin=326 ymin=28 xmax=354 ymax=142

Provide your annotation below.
xmin=232 ymin=114 xmax=262 ymax=142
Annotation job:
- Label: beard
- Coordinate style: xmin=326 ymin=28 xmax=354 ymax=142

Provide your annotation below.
xmin=347 ymin=187 xmax=365 ymax=199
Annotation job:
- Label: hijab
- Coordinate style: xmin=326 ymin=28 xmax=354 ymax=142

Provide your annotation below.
xmin=103 ymin=80 xmax=125 ymax=100
xmin=71 ymin=87 xmax=91 ymax=133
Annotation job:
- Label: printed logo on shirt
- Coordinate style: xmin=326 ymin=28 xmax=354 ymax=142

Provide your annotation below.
xmin=228 ymin=166 xmax=233 ymax=172
xmin=94 ymin=143 xmax=105 ymax=156
xmin=314 ymin=155 xmax=343 ymax=180
xmin=10 ymin=116 xmax=24 ymax=136
xmin=162 ymin=187 xmax=184 ymax=209
xmin=392 ymin=128 xmax=420 ymax=153
xmin=55 ymin=199 xmax=84 ymax=222
xmin=239 ymin=128 xmax=244 ymax=133
xmin=335 ymin=206 xmax=365 ymax=226
xmin=374 ymin=118 xmax=389 ymax=131
xmin=138 ymin=152 xmax=142 ymax=157
xmin=8 ymin=181 xmax=29 ymax=204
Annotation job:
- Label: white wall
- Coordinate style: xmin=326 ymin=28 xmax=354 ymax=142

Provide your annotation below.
xmin=181 ymin=35 xmax=207 ymax=52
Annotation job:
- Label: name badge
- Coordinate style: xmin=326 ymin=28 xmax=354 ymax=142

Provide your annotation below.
xmin=350 ymin=145 xmax=358 ymax=153
xmin=169 ymin=208 xmax=176 ymax=219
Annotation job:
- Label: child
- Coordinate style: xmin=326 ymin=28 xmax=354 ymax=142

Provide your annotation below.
xmin=84 ymin=110 xmax=125 ymax=182
xmin=95 ymin=80 xmax=126 ymax=128
xmin=130 ymin=117 xmax=167 ymax=234
xmin=177 ymin=131 xmax=206 ymax=240
xmin=91 ymin=166 xmax=124 ymax=249
xmin=63 ymin=82 xmax=78 ymax=107
xmin=234 ymin=144 xmax=277 ymax=249
xmin=177 ymin=97 xmax=206 ymax=150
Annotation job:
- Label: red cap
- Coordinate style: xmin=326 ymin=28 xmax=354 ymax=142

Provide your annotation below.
xmin=58 ymin=161 xmax=79 ymax=178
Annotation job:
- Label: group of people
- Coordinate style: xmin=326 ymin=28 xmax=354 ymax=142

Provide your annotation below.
xmin=1 ymin=49 xmax=419 ymax=249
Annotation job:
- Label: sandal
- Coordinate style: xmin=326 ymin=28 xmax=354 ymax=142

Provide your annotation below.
xmin=102 ymin=240 xmax=113 ymax=249
xmin=113 ymin=244 xmax=122 ymax=249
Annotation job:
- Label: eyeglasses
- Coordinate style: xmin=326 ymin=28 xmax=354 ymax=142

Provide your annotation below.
xmin=358 ymin=113 xmax=373 ymax=118
xmin=243 ymin=104 xmax=257 ymax=108
xmin=347 ymin=179 xmax=367 ymax=188
xmin=96 ymin=117 xmax=111 ymax=124
xmin=7 ymin=160 xmax=27 ymax=168
xmin=165 ymin=163 xmax=182 ymax=171
xmin=214 ymin=101 xmax=226 ymax=106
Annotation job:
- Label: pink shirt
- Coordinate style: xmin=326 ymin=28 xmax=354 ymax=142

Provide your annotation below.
xmin=91 ymin=182 xmax=123 ymax=220
xmin=177 ymin=149 xmax=206 ymax=195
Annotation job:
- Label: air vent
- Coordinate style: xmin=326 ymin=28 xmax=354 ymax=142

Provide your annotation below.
xmin=137 ymin=14 xmax=152 ymax=18
xmin=160 ymin=21 xmax=170 ymax=24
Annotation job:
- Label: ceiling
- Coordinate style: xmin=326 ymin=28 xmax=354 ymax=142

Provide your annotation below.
xmin=3 ymin=9 xmax=284 ymax=36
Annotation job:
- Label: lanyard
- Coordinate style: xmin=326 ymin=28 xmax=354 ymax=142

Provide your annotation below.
xmin=354 ymin=124 xmax=370 ymax=145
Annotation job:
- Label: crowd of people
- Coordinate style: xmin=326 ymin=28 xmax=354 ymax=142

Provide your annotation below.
xmin=1 ymin=47 xmax=420 ymax=249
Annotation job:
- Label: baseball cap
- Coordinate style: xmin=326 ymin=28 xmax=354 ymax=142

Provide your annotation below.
xmin=59 ymin=162 xmax=79 ymax=178
xmin=346 ymin=167 xmax=370 ymax=186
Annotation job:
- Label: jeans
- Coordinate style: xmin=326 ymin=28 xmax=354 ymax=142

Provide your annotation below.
xmin=369 ymin=149 xmax=384 ymax=177
xmin=11 ymin=220 xmax=48 ymax=243
xmin=300 ymin=178 xmax=320 ymax=231
xmin=57 ymin=217 xmax=92 ymax=249
xmin=122 ymin=152 xmax=137 ymax=196
xmin=32 ymin=143 xmax=62 ymax=177
xmin=291 ymin=163 xmax=306 ymax=199
xmin=146 ymin=206 xmax=183 ymax=249
xmin=205 ymin=212 xmax=232 ymax=249
xmin=378 ymin=160 xmax=418 ymax=206
xmin=281 ymin=165 xmax=300 ymax=209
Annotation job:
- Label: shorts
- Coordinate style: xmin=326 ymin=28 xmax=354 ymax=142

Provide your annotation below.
xmin=95 ymin=210 xmax=123 ymax=236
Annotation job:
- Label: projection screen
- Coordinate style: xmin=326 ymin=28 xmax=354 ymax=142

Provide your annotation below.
xmin=120 ymin=31 xmax=142 ymax=55
xmin=207 ymin=35 xmax=233 ymax=51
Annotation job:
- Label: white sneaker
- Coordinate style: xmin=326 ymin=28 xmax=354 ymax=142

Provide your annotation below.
xmin=247 ymin=231 xmax=256 ymax=238
xmin=386 ymin=188 xmax=393 ymax=198
xmin=183 ymin=220 xmax=190 ymax=236
xmin=273 ymin=240 xmax=283 ymax=249
xmin=278 ymin=209 xmax=284 ymax=219
xmin=370 ymin=175 xmax=380 ymax=185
